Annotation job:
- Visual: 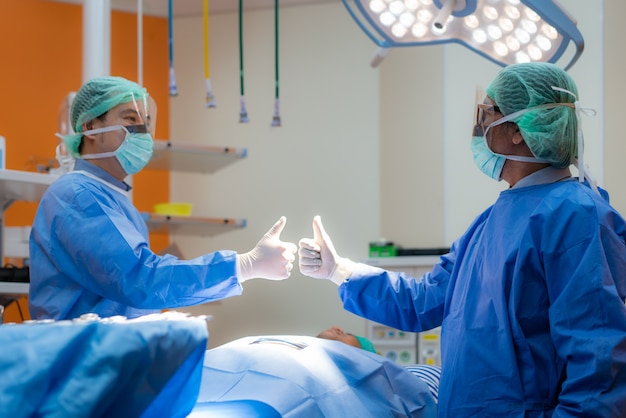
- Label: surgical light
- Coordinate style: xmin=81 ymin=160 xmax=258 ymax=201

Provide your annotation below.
xmin=342 ymin=0 xmax=583 ymax=69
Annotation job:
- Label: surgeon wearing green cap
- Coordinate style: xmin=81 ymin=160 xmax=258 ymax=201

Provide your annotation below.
xmin=29 ymin=76 xmax=297 ymax=320
xmin=298 ymin=63 xmax=626 ymax=416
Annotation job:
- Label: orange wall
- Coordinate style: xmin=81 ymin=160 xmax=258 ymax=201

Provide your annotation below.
xmin=0 ymin=0 xmax=170 ymax=322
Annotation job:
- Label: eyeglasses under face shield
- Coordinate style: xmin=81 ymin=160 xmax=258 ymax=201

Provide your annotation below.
xmin=474 ymin=103 xmax=503 ymax=137
xmin=473 ymin=85 xmax=517 ymax=139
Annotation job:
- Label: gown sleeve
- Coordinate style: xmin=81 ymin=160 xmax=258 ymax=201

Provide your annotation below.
xmin=52 ymin=182 xmax=241 ymax=309
xmin=338 ymin=250 xmax=456 ymax=332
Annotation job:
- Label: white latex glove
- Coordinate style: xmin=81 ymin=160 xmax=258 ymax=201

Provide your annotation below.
xmin=298 ymin=216 xmax=356 ymax=285
xmin=236 ymin=216 xmax=297 ymax=283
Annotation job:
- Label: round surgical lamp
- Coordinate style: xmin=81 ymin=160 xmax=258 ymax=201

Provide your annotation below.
xmin=343 ymin=0 xmax=584 ymax=70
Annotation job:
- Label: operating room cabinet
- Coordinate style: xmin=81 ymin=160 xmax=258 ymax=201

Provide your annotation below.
xmin=364 ymin=256 xmax=442 ymax=366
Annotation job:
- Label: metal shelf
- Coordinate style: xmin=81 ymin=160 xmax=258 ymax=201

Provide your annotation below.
xmin=146 ymin=140 xmax=247 ymax=173
xmin=0 ymin=282 xmax=28 ymax=297
xmin=0 ymin=170 xmax=58 ymax=210
xmin=364 ymin=256 xmax=442 ymax=268
xmin=143 ymin=213 xmax=246 ymax=237
xmin=0 ymin=170 xmax=59 ymax=263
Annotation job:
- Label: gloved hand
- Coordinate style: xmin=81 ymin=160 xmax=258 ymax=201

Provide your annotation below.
xmin=298 ymin=216 xmax=356 ymax=285
xmin=236 ymin=216 xmax=297 ymax=283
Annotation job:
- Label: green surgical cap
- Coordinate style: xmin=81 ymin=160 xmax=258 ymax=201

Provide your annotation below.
xmin=486 ymin=62 xmax=578 ymax=168
xmin=355 ymin=335 xmax=377 ymax=354
xmin=65 ymin=76 xmax=147 ymax=157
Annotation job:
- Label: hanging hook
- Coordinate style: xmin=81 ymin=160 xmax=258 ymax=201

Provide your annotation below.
xmin=168 ymin=0 xmax=178 ymax=96
xmin=204 ymin=0 xmax=216 ymax=107
xmin=271 ymin=0 xmax=281 ymax=127
xmin=238 ymin=0 xmax=249 ymax=123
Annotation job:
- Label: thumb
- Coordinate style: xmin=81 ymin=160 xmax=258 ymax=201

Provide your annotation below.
xmin=312 ymin=215 xmax=328 ymax=246
xmin=264 ymin=216 xmax=287 ymax=240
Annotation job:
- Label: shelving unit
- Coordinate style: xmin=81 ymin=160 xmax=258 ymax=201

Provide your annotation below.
xmin=142 ymin=141 xmax=248 ymax=235
xmin=0 ymin=170 xmax=58 ymax=211
xmin=0 ymin=170 xmax=58 ymax=258
xmin=143 ymin=214 xmax=246 ymax=236
xmin=0 ymin=170 xmax=58 ymax=298
xmin=146 ymin=140 xmax=247 ymax=173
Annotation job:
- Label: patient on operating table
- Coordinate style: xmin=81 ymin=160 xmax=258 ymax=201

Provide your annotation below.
xmin=316 ymin=325 xmax=441 ymax=403
xmin=190 ymin=327 xmax=440 ymax=418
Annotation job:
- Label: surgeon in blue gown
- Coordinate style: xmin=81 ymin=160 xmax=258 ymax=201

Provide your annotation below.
xmin=29 ymin=76 xmax=297 ymax=320
xmin=298 ymin=63 xmax=626 ymax=417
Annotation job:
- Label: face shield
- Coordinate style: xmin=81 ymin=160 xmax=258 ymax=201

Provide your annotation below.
xmin=77 ymin=95 xmax=156 ymax=175
xmin=56 ymin=91 xmax=157 ymax=158
xmin=100 ymin=92 xmax=157 ymax=137
xmin=55 ymin=92 xmax=157 ymax=176
xmin=55 ymin=92 xmax=77 ymax=173
xmin=471 ymin=86 xmax=555 ymax=179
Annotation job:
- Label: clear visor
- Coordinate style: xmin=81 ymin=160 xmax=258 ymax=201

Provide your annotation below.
xmin=113 ymin=93 xmax=157 ymax=137
xmin=57 ymin=92 xmax=157 ymax=137
xmin=58 ymin=92 xmax=77 ymax=136
xmin=472 ymin=85 xmax=486 ymax=134
xmin=473 ymin=85 xmax=504 ymax=138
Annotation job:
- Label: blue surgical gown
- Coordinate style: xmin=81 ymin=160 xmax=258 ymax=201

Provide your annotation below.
xmin=29 ymin=159 xmax=242 ymax=320
xmin=340 ymin=176 xmax=626 ymax=417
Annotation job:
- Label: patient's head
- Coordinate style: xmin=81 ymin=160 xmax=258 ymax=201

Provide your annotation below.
xmin=317 ymin=326 xmax=377 ymax=353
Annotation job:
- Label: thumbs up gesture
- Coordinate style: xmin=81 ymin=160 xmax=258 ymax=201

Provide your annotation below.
xmin=237 ymin=216 xmax=298 ymax=282
xmin=298 ymin=216 xmax=354 ymax=285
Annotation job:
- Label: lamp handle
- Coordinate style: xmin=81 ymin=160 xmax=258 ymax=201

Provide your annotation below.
xmin=434 ymin=0 xmax=457 ymax=29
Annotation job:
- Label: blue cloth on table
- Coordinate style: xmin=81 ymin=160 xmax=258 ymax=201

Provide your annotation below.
xmin=0 ymin=316 xmax=208 ymax=418
xmin=195 ymin=335 xmax=437 ymax=418
xmin=405 ymin=365 xmax=442 ymax=403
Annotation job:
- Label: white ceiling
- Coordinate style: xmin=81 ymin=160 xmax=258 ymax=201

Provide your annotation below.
xmin=51 ymin=0 xmax=338 ymax=17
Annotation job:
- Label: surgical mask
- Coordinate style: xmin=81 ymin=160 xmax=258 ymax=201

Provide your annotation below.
xmin=55 ymin=143 xmax=75 ymax=173
xmin=471 ymin=136 xmax=506 ymax=181
xmin=78 ymin=124 xmax=154 ymax=175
